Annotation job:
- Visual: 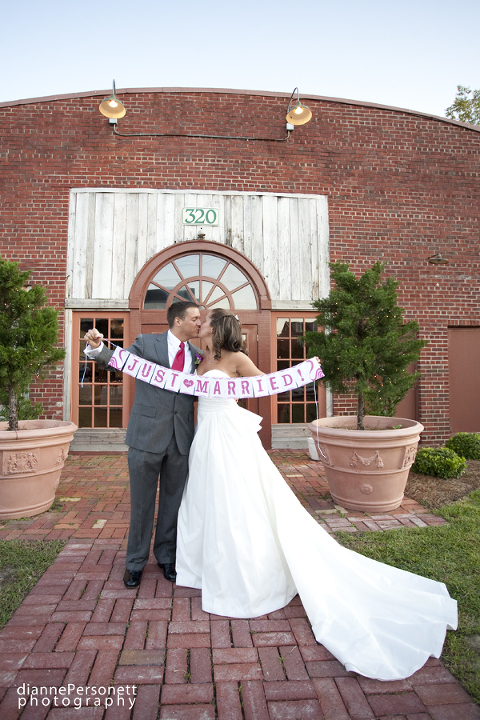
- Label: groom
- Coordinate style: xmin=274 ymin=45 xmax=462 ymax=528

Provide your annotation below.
xmin=84 ymin=301 xmax=202 ymax=588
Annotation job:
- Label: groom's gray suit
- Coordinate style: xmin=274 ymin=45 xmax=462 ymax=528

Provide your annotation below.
xmin=95 ymin=332 xmax=200 ymax=571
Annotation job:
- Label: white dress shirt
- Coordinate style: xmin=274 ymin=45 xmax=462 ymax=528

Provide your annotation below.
xmin=167 ymin=330 xmax=193 ymax=373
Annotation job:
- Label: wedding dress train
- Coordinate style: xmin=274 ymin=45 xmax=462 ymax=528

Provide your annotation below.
xmin=176 ymin=371 xmax=457 ymax=681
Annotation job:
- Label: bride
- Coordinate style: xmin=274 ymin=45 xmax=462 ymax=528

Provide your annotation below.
xmin=175 ymin=308 xmax=457 ymax=681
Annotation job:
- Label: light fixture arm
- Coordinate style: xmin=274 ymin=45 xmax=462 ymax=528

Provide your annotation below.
xmin=286 ymin=87 xmax=301 ymax=115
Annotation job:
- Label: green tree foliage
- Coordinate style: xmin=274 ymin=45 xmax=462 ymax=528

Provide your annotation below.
xmin=304 ymin=261 xmax=426 ymax=429
xmin=0 ymin=257 xmax=65 ymax=431
xmin=445 ymin=85 xmax=480 ymax=125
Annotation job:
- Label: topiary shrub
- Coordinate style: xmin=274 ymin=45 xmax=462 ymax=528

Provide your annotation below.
xmin=411 ymin=447 xmax=467 ymax=479
xmin=445 ymin=432 xmax=480 ymax=460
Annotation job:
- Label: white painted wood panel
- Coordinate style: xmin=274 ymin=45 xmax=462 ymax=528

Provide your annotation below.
xmin=66 ymin=189 xmax=329 ymax=309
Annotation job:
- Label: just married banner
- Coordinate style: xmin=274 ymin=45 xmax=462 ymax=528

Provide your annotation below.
xmin=106 ymin=347 xmax=324 ymax=399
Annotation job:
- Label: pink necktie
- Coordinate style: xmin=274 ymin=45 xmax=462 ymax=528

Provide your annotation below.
xmin=172 ymin=342 xmax=185 ymax=371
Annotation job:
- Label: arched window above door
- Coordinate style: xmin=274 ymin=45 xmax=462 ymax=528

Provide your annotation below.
xmin=144 ymin=251 xmax=258 ymax=310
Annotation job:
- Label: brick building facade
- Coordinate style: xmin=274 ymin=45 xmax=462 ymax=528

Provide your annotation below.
xmin=1 ymin=87 xmax=479 ymax=446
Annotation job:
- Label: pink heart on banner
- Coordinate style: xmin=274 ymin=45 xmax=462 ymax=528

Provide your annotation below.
xmin=184 ymin=379 xmax=194 ymax=387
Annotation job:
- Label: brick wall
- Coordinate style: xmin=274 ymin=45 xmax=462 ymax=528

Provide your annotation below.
xmin=1 ymin=89 xmax=479 ymax=442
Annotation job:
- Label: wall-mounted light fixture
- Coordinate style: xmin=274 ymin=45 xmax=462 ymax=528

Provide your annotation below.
xmin=98 ymin=81 xmax=126 ymax=123
xmin=285 ymin=87 xmax=312 ymax=130
xmin=428 ymin=253 xmax=449 ymax=265
xmin=98 ymin=82 xmax=312 ymax=142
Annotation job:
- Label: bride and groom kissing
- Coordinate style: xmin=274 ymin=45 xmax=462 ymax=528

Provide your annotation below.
xmin=84 ymin=301 xmax=457 ymax=681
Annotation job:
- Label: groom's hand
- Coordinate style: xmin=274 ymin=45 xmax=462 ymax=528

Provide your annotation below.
xmin=84 ymin=328 xmax=104 ymax=349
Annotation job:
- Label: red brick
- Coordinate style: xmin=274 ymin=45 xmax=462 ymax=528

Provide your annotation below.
xmin=214 ymin=663 xmax=262 ymax=682
xmin=410 ymin=665 xmax=459 ymax=685
xmin=165 ymin=649 xmax=188 ymax=684
xmin=83 ymin=622 xmax=126 ymax=636
xmin=167 ymin=634 xmax=211 ymax=649
xmin=114 ymin=665 xmax=164 ymax=684
xmin=340 ymin=678 xmax=417 ymax=718
xmin=134 ymin=598 xmax=172 ymax=611
xmin=414 ymin=682 xmax=474 ymax=705
xmin=90 ymin=598 xmax=115 ymax=623
xmin=211 ymin=620 xmax=231 ymax=649
xmin=300 ymin=644 xmax=335 ymax=661
xmin=0 ymin=627 xmax=43 ymax=640
xmin=169 ymin=621 xmax=210 ymax=634
xmin=213 ymin=648 xmax=258 ymax=665
xmin=190 ymin=648 xmax=212 ymax=684
xmin=249 ymin=620 xmax=291 ymax=632
xmin=130 ymin=684 xmax=160 ymax=720
xmin=88 ymin=649 xmax=120 ymax=686
xmin=267 ymin=699 xmax=323 ymax=719
xmin=242 ymin=679 xmax=269 ymax=720
xmin=216 ymin=681 xmax=243 ymax=720
xmin=111 ymin=598 xmax=134 ymax=622
xmin=279 ymin=644 xmax=309 ymax=681
xmin=161 ymin=683 xmax=214 ymax=704
xmin=191 ymin=597 xmax=209 ymax=621
xmin=288 ymin=617 xmax=317 ymax=646
xmin=130 ymin=609 xmax=170 ymax=622
xmin=11 ymin=668 xmax=67 ymax=688
xmin=264 ymin=681 xmax=317 ymax=701
xmin=311 ymin=677 xmax=351 ymax=719
xmin=124 ymin=621 xmax=147 ymax=650
xmin=258 ymin=647 xmax=285 ymax=681
xmin=145 ymin=621 xmax=168 ymax=650
xmin=159 ymin=705 xmax=215 ymax=719
xmin=63 ymin=650 xmax=96 ymax=686
xmin=426 ymin=705 xmax=480 ymax=720
xmin=252 ymin=632 xmax=296 ymax=647
xmin=0 ymin=654 xmax=28 ymax=671
xmin=23 ymin=652 xmax=74 ymax=669
xmin=306 ymin=659 xmax=353 ymax=677
xmin=0 ymin=640 xmax=35 ymax=653
xmin=55 ymin=622 xmax=87 ymax=652
xmin=172 ymin=598 xmax=191 ymax=621
xmin=230 ymin=620 xmax=253 ymax=648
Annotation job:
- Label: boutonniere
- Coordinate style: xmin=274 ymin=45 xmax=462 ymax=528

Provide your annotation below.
xmin=194 ymin=353 xmax=203 ymax=367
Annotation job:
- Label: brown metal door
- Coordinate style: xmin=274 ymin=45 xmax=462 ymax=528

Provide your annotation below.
xmin=449 ymin=328 xmax=480 ymax=433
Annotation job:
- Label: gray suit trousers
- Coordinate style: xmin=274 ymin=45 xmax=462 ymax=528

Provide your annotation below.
xmin=126 ymin=437 xmax=189 ymax=570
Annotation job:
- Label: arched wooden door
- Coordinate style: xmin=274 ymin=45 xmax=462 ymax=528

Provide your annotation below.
xmin=129 ymin=241 xmax=272 ymax=446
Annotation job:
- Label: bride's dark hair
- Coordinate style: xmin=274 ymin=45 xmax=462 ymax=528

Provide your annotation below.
xmin=209 ymin=309 xmax=247 ymax=361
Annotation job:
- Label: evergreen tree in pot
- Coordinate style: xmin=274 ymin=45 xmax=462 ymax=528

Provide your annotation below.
xmin=304 ymin=261 xmax=426 ymax=512
xmin=0 ymin=257 xmax=77 ymax=519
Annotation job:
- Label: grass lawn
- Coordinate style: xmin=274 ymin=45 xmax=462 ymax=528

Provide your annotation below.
xmin=0 ymin=539 xmax=66 ymax=629
xmin=338 ymin=488 xmax=480 ymax=705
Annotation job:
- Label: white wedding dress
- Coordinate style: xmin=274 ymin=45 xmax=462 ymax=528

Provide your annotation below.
xmin=176 ymin=371 xmax=457 ymax=681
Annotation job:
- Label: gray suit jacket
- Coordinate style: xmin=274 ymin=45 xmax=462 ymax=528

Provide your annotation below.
xmin=96 ymin=332 xmax=200 ymax=455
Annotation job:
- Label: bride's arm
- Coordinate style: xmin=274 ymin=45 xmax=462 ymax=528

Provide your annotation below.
xmin=234 ymin=352 xmax=264 ymax=377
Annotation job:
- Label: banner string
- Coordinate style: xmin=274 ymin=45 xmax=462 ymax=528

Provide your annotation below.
xmin=81 ymin=338 xmax=120 ymax=388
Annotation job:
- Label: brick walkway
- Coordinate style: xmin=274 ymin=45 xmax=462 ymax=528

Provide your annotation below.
xmin=0 ymin=452 xmax=477 ymax=720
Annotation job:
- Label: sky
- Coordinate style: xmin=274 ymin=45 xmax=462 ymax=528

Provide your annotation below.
xmin=1 ymin=0 xmax=479 ymax=118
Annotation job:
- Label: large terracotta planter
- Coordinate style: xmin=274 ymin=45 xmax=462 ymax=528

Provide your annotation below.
xmin=0 ymin=420 xmax=77 ymax=520
xmin=308 ymin=416 xmax=424 ymax=512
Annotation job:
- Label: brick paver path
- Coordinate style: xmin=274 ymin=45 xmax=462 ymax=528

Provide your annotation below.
xmin=0 ymin=452 xmax=477 ymax=720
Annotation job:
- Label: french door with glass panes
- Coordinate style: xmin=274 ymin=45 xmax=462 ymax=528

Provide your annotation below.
xmin=72 ymin=313 xmax=131 ymax=428
xmin=272 ymin=314 xmax=326 ymax=424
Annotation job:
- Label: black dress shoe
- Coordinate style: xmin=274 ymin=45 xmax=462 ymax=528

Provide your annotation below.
xmin=158 ymin=562 xmax=177 ymax=582
xmin=123 ymin=569 xmax=142 ymax=588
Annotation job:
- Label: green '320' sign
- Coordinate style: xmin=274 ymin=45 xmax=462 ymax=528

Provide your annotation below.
xmin=182 ymin=208 xmax=219 ymax=225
